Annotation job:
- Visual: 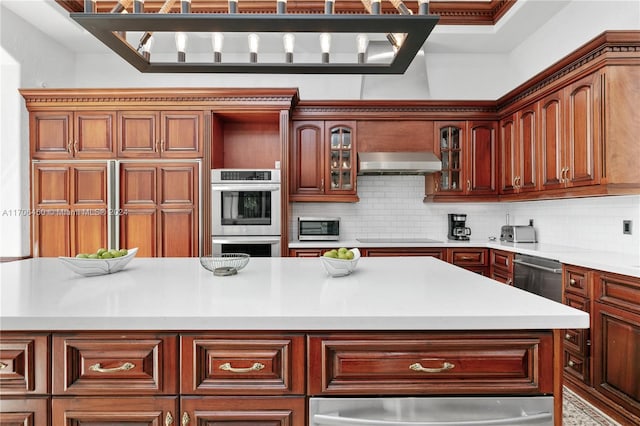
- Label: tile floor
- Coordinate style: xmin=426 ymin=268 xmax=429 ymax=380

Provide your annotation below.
xmin=563 ymin=386 xmax=621 ymax=425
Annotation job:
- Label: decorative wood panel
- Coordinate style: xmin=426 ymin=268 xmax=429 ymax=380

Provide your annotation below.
xmin=71 ymin=165 xmax=108 ymax=205
xmin=499 ymin=115 xmax=517 ymax=194
xmin=31 ymin=111 xmax=72 ymax=158
xmin=518 ymin=106 xmax=538 ymax=192
xmin=0 ymin=397 xmax=49 ymax=426
xmin=120 ymin=165 xmax=157 ymax=206
xmin=34 ymin=214 xmax=70 ymax=257
xmin=34 ymin=166 xmax=69 ymax=205
xmin=290 ymin=121 xmax=324 ymax=198
xmin=0 ymin=333 xmax=49 ymax=395
xmin=160 ymin=111 xmax=203 ymax=158
xmin=159 ymin=210 xmax=197 ymax=257
xmin=118 ymin=111 xmax=159 ymax=157
xmin=221 ymin=120 xmax=281 ymax=169
xmin=539 ymin=93 xmax=563 ymax=190
xmin=74 ymin=111 xmax=116 ymax=158
xmin=119 ymin=209 xmax=157 ymax=256
xmin=357 ymin=120 xmax=435 ymax=152
xmin=468 ymin=121 xmax=497 ymax=195
xmin=159 ymin=165 xmax=196 ymax=205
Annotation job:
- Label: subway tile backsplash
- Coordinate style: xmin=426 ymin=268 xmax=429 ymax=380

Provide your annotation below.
xmin=291 ymin=175 xmax=640 ymax=257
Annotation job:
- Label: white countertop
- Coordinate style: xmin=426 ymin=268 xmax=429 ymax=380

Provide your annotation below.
xmin=1 ymin=256 xmax=588 ymax=331
xmin=289 ymin=239 xmax=640 ymax=278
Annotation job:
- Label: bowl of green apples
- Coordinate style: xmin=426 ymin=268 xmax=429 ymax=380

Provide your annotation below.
xmin=320 ymin=247 xmax=360 ymax=277
xmin=59 ymin=247 xmax=138 ymax=277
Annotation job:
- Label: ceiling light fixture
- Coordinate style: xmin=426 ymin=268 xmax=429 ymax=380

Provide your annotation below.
xmin=70 ymin=0 xmax=439 ymax=74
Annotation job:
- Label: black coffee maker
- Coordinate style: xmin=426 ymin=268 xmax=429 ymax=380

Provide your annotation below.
xmin=448 ymin=213 xmax=471 ymax=241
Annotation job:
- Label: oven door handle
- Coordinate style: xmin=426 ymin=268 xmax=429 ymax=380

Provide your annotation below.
xmin=213 ymin=237 xmax=281 ymax=244
xmin=513 ymin=259 xmax=562 ymax=274
xmin=313 ymin=411 xmax=552 ymax=426
xmin=212 ymin=184 xmax=281 ymax=192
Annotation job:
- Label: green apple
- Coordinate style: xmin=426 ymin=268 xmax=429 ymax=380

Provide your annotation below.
xmin=100 ymin=252 xmax=114 ymax=259
xmin=75 ymin=253 xmax=89 ymax=259
xmin=344 ymin=251 xmax=355 ymax=260
xmin=323 ymin=250 xmax=338 ymax=258
xmin=96 ymin=248 xmax=107 ymax=256
xmin=118 ymin=249 xmax=128 ymax=256
xmin=338 ymin=247 xmax=348 ymax=254
xmin=87 ymin=253 xmax=99 ymax=259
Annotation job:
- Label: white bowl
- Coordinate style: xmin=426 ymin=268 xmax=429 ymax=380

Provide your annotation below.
xmin=59 ymin=248 xmax=138 ymax=277
xmin=320 ymin=248 xmax=361 ymax=277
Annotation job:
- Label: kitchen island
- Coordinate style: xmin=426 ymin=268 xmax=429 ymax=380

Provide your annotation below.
xmin=1 ymin=256 xmax=588 ymax=426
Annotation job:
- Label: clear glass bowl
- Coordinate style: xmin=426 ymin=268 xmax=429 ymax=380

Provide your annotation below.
xmin=200 ymin=253 xmax=250 ymax=273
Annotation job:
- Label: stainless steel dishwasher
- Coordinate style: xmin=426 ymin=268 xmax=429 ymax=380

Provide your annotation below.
xmin=310 ymin=396 xmax=554 ymax=425
xmin=513 ymin=254 xmax=562 ymax=303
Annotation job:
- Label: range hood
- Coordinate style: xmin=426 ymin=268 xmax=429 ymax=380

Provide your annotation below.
xmin=358 ymin=152 xmax=442 ymax=175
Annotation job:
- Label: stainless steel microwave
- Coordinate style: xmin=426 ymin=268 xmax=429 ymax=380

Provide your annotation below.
xmin=298 ymin=217 xmax=340 ymax=241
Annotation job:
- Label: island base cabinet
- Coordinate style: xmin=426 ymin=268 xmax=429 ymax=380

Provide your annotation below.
xmin=51 ymin=397 xmax=178 ymax=426
xmin=0 ymin=397 xmax=49 ymax=426
xmin=180 ymin=396 xmax=306 ymax=426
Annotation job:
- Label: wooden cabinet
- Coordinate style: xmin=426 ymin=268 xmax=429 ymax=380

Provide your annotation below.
xmin=51 ymin=396 xmax=178 ymax=426
xmin=0 ymin=397 xmax=49 ymax=426
xmin=362 ymin=248 xmax=444 ymax=258
xmin=289 ymin=248 xmax=329 ymax=257
xmin=118 ymin=110 xmax=203 ymax=158
xmin=32 ymin=162 xmax=109 ymax=257
xmin=500 ymin=105 xmax=538 ymax=195
xmin=180 ymin=396 xmax=306 ymax=426
xmin=30 ymin=110 xmax=116 ymax=159
xmin=430 ymin=121 xmax=497 ymax=199
xmin=447 ymin=248 xmax=489 ymax=276
xmin=290 ymin=121 xmax=357 ymax=202
xmin=562 ymin=265 xmax=593 ymax=386
xmin=490 ymin=249 xmax=514 ymax=285
xmin=593 ymin=272 xmax=640 ymax=423
xmin=119 ymin=161 xmax=199 ymax=257
xmin=308 ymin=332 xmax=553 ymax=395
xmin=540 ymin=73 xmax=602 ymax=191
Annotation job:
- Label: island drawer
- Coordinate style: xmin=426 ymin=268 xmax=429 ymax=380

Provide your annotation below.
xmin=181 ymin=334 xmax=305 ymax=395
xmin=308 ymin=332 xmax=553 ymax=395
xmin=52 ymin=333 xmax=178 ymax=395
xmin=0 ymin=332 xmax=49 ymax=395
xmin=563 ymin=265 xmax=591 ymax=297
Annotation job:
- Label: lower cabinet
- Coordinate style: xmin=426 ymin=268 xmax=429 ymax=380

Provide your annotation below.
xmin=362 ymin=248 xmax=444 ymax=258
xmin=0 ymin=397 xmax=49 ymax=426
xmin=180 ymin=396 xmax=306 ymax=425
xmin=490 ymin=249 xmax=514 ymax=285
xmin=447 ymin=248 xmax=489 ymax=276
xmin=51 ymin=397 xmax=178 ymax=425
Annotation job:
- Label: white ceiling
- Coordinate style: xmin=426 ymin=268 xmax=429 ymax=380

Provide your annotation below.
xmin=1 ymin=0 xmax=572 ymax=56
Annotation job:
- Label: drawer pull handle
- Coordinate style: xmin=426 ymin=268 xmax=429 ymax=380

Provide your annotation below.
xmin=0 ymin=361 xmax=8 ymax=369
xmin=181 ymin=412 xmax=190 ymax=426
xmin=409 ymin=362 xmax=455 ymax=373
xmin=219 ymin=362 xmax=265 ymax=373
xmin=165 ymin=411 xmax=174 ymax=426
xmin=89 ymin=361 xmax=135 ymax=373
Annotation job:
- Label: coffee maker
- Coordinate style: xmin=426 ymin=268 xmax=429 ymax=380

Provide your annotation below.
xmin=448 ymin=213 xmax=471 ymax=241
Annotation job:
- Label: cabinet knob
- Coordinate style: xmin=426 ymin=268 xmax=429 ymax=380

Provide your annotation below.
xmin=164 ymin=411 xmax=174 ymax=426
xmin=0 ymin=361 xmax=8 ymax=369
xmin=568 ymin=360 xmax=575 ymax=367
xmin=506 ymin=279 xmax=512 ymax=286
xmin=181 ymin=412 xmax=190 ymax=426
xmin=565 ymin=333 xmax=572 ymax=340
xmin=569 ymin=278 xmax=577 ymax=286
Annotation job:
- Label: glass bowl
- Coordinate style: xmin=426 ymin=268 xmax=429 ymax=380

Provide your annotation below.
xmin=200 ymin=253 xmax=250 ymax=273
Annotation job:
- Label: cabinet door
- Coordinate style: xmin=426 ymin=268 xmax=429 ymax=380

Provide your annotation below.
xmin=434 ymin=122 xmax=465 ymax=194
xmin=467 ymin=121 xmax=497 ymax=195
xmin=325 ymin=121 xmax=356 ymax=195
xmin=564 ymin=73 xmax=601 ymax=187
xmin=118 ymin=111 xmax=160 ymax=158
xmin=499 ymin=115 xmax=517 ymax=194
xmin=0 ymin=398 xmax=49 ymax=426
xmin=51 ymin=397 xmax=178 ymax=426
xmin=120 ymin=163 xmax=158 ymax=256
xmin=32 ymin=164 xmax=71 ymax=257
xmin=74 ymin=111 xmax=116 ymax=158
xmin=0 ymin=333 xmax=49 ymax=395
xmin=180 ymin=396 xmax=306 ymax=426
xmin=290 ymin=121 xmax=325 ymax=198
xmin=593 ymin=302 xmax=640 ymax=418
xmin=160 ymin=111 xmax=203 ymax=158
xmin=70 ymin=164 xmax=109 ymax=255
xmin=31 ymin=111 xmax=73 ymax=159
xmin=539 ymin=91 xmax=564 ymax=190
xmin=518 ymin=106 xmax=538 ymax=192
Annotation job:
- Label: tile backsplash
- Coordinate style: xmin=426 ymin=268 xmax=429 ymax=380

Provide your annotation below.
xmin=291 ymin=175 xmax=640 ymax=257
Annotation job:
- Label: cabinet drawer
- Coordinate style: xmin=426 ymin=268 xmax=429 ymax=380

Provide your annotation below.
xmin=449 ymin=249 xmax=488 ymax=266
xmin=308 ymin=332 xmax=553 ymax=395
xmin=181 ymin=334 xmax=305 ymax=395
xmin=563 ymin=265 xmax=591 ymax=297
xmin=596 ymin=272 xmax=640 ymax=312
xmin=563 ymin=327 xmax=590 ymax=357
xmin=52 ymin=396 xmax=178 ymax=425
xmin=0 ymin=397 xmax=49 ymax=426
xmin=491 ymin=268 xmax=513 ymax=285
xmin=181 ymin=396 xmax=306 ymax=426
xmin=490 ymin=250 xmax=514 ymax=273
xmin=0 ymin=333 xmax=49 ymax=395
xmin=52 ymin=333 xmax=178 ymax=395
xmin=564 ymin=350 xmax=589 ymax=384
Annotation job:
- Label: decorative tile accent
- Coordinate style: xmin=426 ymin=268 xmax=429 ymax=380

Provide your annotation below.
xmin=563 ymin=386 xmax=621 ymax=426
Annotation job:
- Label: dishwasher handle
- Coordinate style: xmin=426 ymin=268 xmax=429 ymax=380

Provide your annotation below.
xmin=313 ymin=411 xmax=552 ymax=426
xmin=513 ymin=259 xmax=562 ymax=274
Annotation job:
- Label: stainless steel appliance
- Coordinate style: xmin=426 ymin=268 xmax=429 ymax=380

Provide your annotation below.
xmin=211 ymin=169 xmax=281 ymax=257
xmin=500 ymin=224 xmax=537 ymax=243
xmin=211 ymin=169 xmax=281 ymax=236
xmin=310 ymin=396 xmax=554 ymax=425
xmin=448 ymin=213 xmax=471 ymax=241
xmin=298 ymin=217 xmax=340 ymax=241
xmin=513 ymin=254 xmax=562 ymax=303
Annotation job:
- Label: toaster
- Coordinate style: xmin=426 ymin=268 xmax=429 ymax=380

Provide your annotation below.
xmin=500 ymin=225 xmax=537 ymax=243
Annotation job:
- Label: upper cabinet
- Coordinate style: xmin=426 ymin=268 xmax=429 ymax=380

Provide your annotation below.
xmin=429 ymin=121 xmax=497 ymax=200
xmin=500 ymin=104 xmax=538 ymax=195
xmin=31 ymin=110 xmax=116 ymax=159
xmin=290 ymin=120 xmax=357 ymax=202
xmin=118 ymin=110 xmax=203 ymax=158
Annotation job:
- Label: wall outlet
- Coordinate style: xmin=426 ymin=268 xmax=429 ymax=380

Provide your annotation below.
xmin=623 ymin=220 xmax=632 ymax=235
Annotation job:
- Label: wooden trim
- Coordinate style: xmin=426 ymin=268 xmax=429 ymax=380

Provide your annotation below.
xmin=55 ymin=0 xmax=516 ymax=25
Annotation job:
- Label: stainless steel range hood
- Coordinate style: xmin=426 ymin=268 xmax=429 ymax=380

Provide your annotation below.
xmin=358 ymin=152 xmax=442 ymax=175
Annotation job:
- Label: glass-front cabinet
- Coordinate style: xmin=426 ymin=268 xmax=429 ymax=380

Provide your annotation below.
xmin=437 ymin=123 xmax=464 ymax=193
xmin=328 ymin=125 xmax=353 ymax=191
